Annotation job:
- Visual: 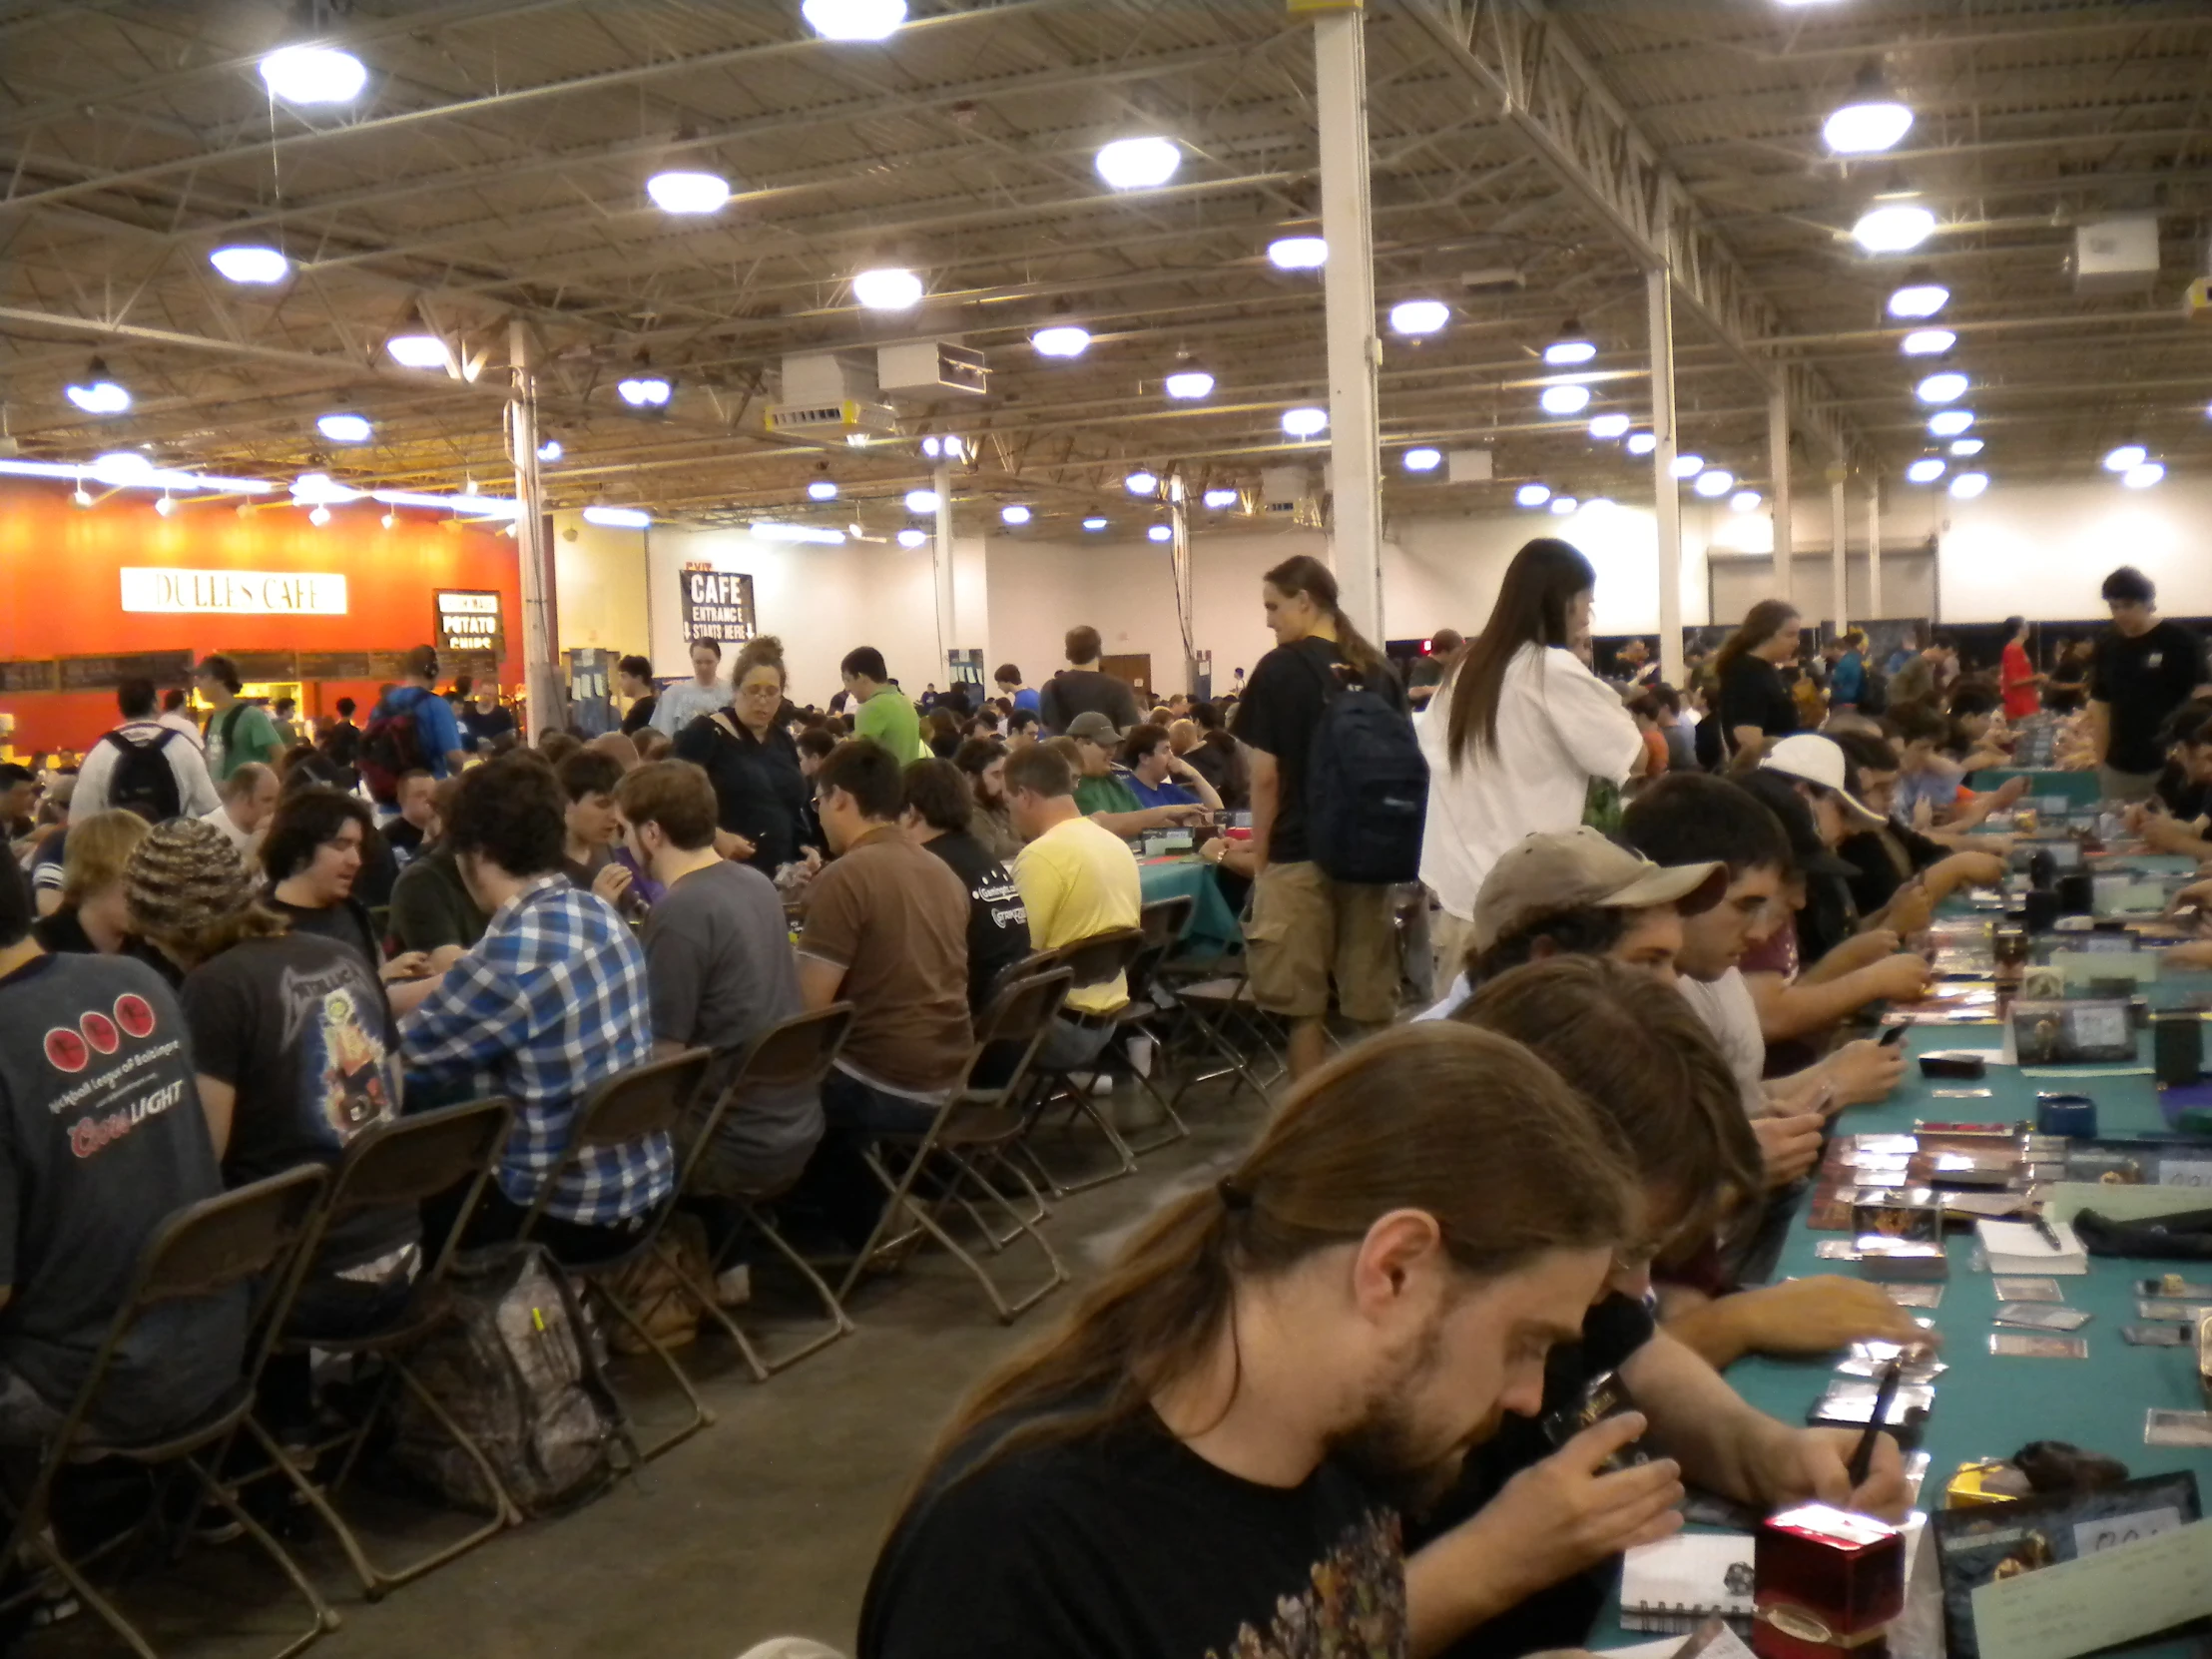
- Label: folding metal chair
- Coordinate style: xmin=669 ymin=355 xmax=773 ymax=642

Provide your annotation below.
xmin=1111 ymin=894 xmax=1196 ymax=1153
xmin=514 ymin=1047 xmax=717 ymax=1461
xmin=838 ymin=968 xmax=1073 ymax=1322
xmin=655 ymin=1003 xmax=860 ymax=1382
xmin=0 ymin=1165 xmax=334 ymax=1659
xmin=239 ymin=1098 xmax=517 ymax=1600
xmin=1018 ymin=926 xmax=1150 ymax=1196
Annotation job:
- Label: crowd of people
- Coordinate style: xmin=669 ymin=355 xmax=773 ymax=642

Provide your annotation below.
xmin=3 ymin=545 xmax=2206 ymax=1655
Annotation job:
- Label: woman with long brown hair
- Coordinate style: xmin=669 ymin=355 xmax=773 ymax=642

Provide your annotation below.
xmin=1715 ymin=598 xmax=1803 ymax=762
xmin=670 ymin=634 xmax=816 ymax=874
xmin=859 ymin=1021 xmax=1639 ymax=1659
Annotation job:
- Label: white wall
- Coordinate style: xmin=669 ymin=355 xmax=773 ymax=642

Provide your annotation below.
xmin=1934 ymin=476 xmax=2212 ymax=621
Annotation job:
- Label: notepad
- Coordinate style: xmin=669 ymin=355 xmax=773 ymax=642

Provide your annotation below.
xmin=1974 ymin=1219 xmax=2088 ymax=1277
xmin=1968 ymin=1516 xmax=2212 ymax=1659
xmin=1619 ymin=1533 xmax=1757 ymax=1633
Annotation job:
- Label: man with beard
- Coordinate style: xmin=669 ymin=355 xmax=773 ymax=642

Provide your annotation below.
xmin=860 ymin=1022 xmax=1640 ymax=1659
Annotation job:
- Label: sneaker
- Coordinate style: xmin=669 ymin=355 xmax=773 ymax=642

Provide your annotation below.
xmin=1126 ymin=1035 xmax=1155 ymax=1077
xmin=1064 ymin=1071 xmax=1116 ymax=1098
xmin=715 ymin=1264 xmax=753 ymax=1308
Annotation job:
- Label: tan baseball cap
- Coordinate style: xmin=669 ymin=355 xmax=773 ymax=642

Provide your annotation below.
xmin=1472 ymin=827 xmax=1728 ymax=951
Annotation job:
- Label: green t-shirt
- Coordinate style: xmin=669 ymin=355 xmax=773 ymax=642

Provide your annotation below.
xmin=208 ymin=702 xmax=282 ymax=781
xmin=1073 ymin=773 xmax=1142 ymax=820
xmin=854 ymin=688 xmax=922 ymax=765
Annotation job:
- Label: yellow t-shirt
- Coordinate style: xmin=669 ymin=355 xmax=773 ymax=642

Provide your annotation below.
xmin=1014 ymin=815 xmax=1142 ymax=1013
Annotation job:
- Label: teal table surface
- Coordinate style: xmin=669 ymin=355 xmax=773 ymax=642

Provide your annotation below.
xmin=1137 ymin=855 xmax=1241 ymax=956
xmin=1969 ymin=767 xmax=2102 ymax=807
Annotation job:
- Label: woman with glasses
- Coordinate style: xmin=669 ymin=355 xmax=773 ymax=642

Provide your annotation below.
xmin=671 ymin=635 xmax=818 ymax=877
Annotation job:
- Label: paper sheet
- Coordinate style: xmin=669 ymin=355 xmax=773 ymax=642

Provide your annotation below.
xmin=2041 ymin=1181 xmax=2211 ymax=1226
xmin=1968 ymin=1515 xmax=2212 ymax=1659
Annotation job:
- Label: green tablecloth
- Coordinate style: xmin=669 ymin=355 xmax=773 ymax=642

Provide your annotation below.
xmin=1138 ymin=855 xmax=1241 ymax=957
xmin=1969 ymin=766 xmax=2101 ymax=807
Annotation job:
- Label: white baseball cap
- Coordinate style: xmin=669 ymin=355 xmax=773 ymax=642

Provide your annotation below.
xmin=1761 ymin=733 xmax=1886 ymax=830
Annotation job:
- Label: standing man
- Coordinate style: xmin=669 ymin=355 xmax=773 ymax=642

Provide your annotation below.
xmin=2089 ymin=566 xmax=2206 ymax=802
xmin=1039 ymin=626 xmax=1143 ymax=736
xmin=1406 ymin=628 xmax=1464 ymax=709
xmin=1999 ymin=616 xmax=2041 ymax=723
xmin=71 ymin=678 xmax=221 ymax=824
xmin=461 ymin=683 xmax=516 ymax=753
xmin=617 ymin=655 xmax=659 ymax=735
xmin=993 ymin=664 xmax=1041 ymax=716
xmin=841 ymin=647 xmax=923 ymax=765
xmin=652 ymin=638 xmax=728 ymax=740
xmin=194 ymin=655 xmax=284 ymax=783
xmin=1886 ymin=632 xmax=1953 ymax=709
xmin=363 ymin=647 xmax=470 ymax=824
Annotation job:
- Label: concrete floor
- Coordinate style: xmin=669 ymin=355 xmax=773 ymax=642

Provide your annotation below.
xmin=37 ymin=1078 xmax=1268 ymax=1659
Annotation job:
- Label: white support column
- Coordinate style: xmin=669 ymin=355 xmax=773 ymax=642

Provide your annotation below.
xmin=1313 ymin=5 xmax=1382 ymax=643
xmin=1168 ymin=472 xmax=1198 ymax=692
xmin=1768 ymin=389 xmax=1793 ymax=608
xmin=931 ymin=461 xmax=955 ymax=680
xmin=507 ymin=320 xmax=562 ymax=739
xmin=1647 ymin=264 xmax=1683 ymax=685
xmin=1828 ymin=466 xmax=1849 ymax=635
xmin=1866 ymin=480 xmax=1883 ymax=620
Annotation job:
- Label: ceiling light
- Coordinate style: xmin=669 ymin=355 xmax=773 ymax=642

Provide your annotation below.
xmin=853 ymin=267 xmax=923 ymax=309
xmin=1730 ymin=490 xmax=1762 ymax=513
xmin=289 ymin=471 xmax=361 ymax=505
xmin=1389 ymin=298 xmax=1450 ymax=336
xmin=897 ymin=528 xmax=928 ymax=547
xmin=371 ymin=488 xmax=517 ymax=517
xmin=1031 ymin=324 xmax=1091 ymax=358
xmin=1148 ymin=524 xmax=1174 ymax=542
xmin=646 ymin=170 xmax=731 ymax=214
xmin=1000 ymin=504 xmax=1031 ymax=526
xmin=537 ymin=438 xmax=563 ymax=463
xmin=91 ymin=450 xmax=154 ymax=485
xmin=307 ymin=504 xmax=332 ymax=526
xmin=1853 ymin=200 xmax=1936 ymax=254
xmin=1538 ymin=383 xmax=1591 ymax=415
xmin=316 ymin=412 xmax=371 ymax=444
xmin=1901 ymin=328 xmax=1954 ymax=355
xmin=72 ymin=487 xmax=92 ymax=508
xmin=1283 ymin=405 xmax=1328 ymax=437
xmin=1929 ymin=409 xmax=1974 ymax=436
xmin=1588 ymin=413 xmax=1631 ymax=440
xmin=2123 ymin=462 xmax=2165 ymax=489
xmin=904 ymin=488 xmax=940 ymax=513
xmin=1083 ymin=516 xmax=1108 ymax=531
xmin=2102 ymin=443 xmax=2147 ymax=472
xmin=1124 ymin=471 xmax=1158 ymax=496
xmin=1543 ymin=322 xmax=1597 ymax=365
xmin=209 ymin=245 xmax=290 ymax=284
xmin=1094 ymin=136 xmax=1181 ymax=190
xmin=1888 ymin=281 xmax=1949 ymax=318
xmin=1823 ymin=66 xmax=1914 ymax=155
xmin=1671 ymin=453 xmax=1705 ymax=478
xmin=1947 ymin=471 xmax=1987 ymax=500
xmin=65 ymin=363 xmax=130 ymax=415
xmin=802 ymin=0 xmax=907 ymax=40
xmin=1164 ymin=370 xmax=1215 ymax=400
xmin=1906 ymin=457 xmax=1945 ymax=483
xmin=259 ymin=44 xmax=367 ymax=105
xmin=809 ymin=480 xmax=839 ymax=501
xmin=1949 ymin=438 xmax=1983 ymax=456
xmin=618 ymin=374 xmax=673 ymax=407
xmin=1915 ymin=371 xmax=1967 ymax=403
xmin=1693 ymin=469 xmax=1734 ymax=497
xmin=1203 ymin=487 xmax=1241 ymax=508
xmin=381 ymin=512 xmax=396 ymax=528
xmin=385 ymin=332 xmax=448 ymax=370
xmin=1267 ymin=236 xmax=1328 ymax=271
xmin=1515 ymin=482 xmax=1551 ymax=508
xmin=583 ymin=505 xmax=652 ymax=528
xmin=154 ymin=495 xmax=176 ymax=517
xmin=1582 ymin=497 xmax=1615 ymax=513
xmin=1402 ymin=447 xmax=1442 ymax=472
xmin=1549 ymin=496 xmax=1578 ymax=515
xmin=1627 ymin=432 xmax=1657 ymax=455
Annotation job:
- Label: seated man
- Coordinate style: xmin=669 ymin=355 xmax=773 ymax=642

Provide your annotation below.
xmin=1827 ymin=732 xmax=2008 ymax=926
xmin=381 ymin=770 xmax=439 ymax=869
xmin=2124 ymin=700 xmax=2212 ymax=859
xmin=1890 ymin=703 xmax=2023 ymax=840
xmin=619 ymin=760 xmax=822 ymax=1199
xmin=557 ymin=748 xmax=633 ymax=905
xmin=0 ymin=856 xmax=244 ymax=1448
xmin=400 ymin=757 xmax=671 ymax=1263
xmin=201 ymin=760 xmax=278 ymax=857
xmin=1117 ymin=722 xmax=1224 ymax=814
xmin=1061 ymin=712 xmax=1206 ymax=838
xmin=1004 ymin=745 xmax=1142 ymax=1074
xmin=388 ymin=778 xmax=488 ymax=958
xmin=260 ymin=786 xmax=391 ymax=975
xmin=900 ymin=758 xmax=1029 ymax=1016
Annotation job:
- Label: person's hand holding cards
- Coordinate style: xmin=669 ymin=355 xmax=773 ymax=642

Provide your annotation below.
xmin=1476 ymin=1411 xmax=1686 ymax=1591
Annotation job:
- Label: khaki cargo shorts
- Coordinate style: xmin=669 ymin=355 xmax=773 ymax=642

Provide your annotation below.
xmin=1245 ymin=859 xmax=1401 ymax=1024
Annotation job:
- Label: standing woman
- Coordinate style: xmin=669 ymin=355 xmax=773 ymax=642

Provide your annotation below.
xmin=673 ymin=634 xmax=814 ymax=875
xmin=1716 ymin=599 xmax=1803 ymax=763
xmin=1417 ymin=538 xmax=1644 ymax=985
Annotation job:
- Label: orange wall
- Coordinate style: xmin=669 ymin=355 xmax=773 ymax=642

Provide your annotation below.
xmin=0 ymin=479 xmax=523 ymax=752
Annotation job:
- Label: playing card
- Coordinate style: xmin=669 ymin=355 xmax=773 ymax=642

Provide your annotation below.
xmin=1889 ymin=1283 xmax=1944 ymax=1309
xmin=1988 ymin=1332 xmax=2088 ymax=1358
xmin=2138 ymin=1275 xmax=2212 ymax=1300
xmin=1993 ymin=1276 xmax=2063 ymax=1303
xmin=1815 ymin=1240 xmax=1862 ymax=1261
xmin=2138 ymin=1299 xmax=2212 ymax=1322
xmin=2121 ymin=1324 xmax=2191 ymax=1347
xmin=2144 ymin=1408 xmax=2212 ymax=1447
xmin=1993 ymin=1303 xmax=2092 ymax=1331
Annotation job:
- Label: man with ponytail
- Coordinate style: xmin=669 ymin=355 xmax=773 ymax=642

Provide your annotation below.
xmin=860 ymin=1021 xmax=1639 ymax=1659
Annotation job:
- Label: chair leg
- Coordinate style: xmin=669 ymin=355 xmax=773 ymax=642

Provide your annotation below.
xmin=585 ymin=1279 xmax=716 ymax=1461
xmin=870 ymin=1146 xmax=1067 ymax=1323
xmin=180 ymin=1451 xmax=342 ymax=1658
xmin=388 ymin=1362 xmax=527 ymax=1528
xmin=835 ymin=1134 xmax=943 ymax=1304
xmin=723 ymin=1205 xmax=857 ymax=1376
xmin=23 ymin=1531 xmax=162 ymax=1659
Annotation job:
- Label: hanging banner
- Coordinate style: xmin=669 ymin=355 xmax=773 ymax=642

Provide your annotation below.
xmin=679 ymin=565 xmax=757 ymax=645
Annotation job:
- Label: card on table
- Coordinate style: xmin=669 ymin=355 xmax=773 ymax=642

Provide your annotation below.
xmin=1994 ymin=1303 xmax=2093 ymax=1331
xmin=1989 ymin=1332 xmax=2089 ymax=1358
xmin=2138 ymin=1299 xmax=2212 ymax=1322
xmin=1995 ymin=1276 xmax=2064 ymax=1303
xmin=2145 ymin=1409 xmax=2212 ymax=1447
xmin=2138 ymin=1275 xmax=2212 ymax=1300
xmin=1815 ymin=1240 xmax=1861 ymax=1261
xmin=1890 ymin=1283 xmax=1945 ymax=1309
xmin=2121 ymin=1324 xmax=2192 ymax=1346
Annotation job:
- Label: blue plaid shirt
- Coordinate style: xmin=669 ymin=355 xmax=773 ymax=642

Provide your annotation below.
xmin=400 ymin=875 xmax=671 ymax=1225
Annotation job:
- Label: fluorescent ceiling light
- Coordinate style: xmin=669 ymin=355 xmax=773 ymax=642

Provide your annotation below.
xmin=2122 ymin=462 xmax=2165 ymax=489
xmin=1888 ymin=282 xmax=1949 ymax=318
xmin=897 ymin=527 xmax=928 ymax=547
xmin=1949 ymin=438 xmax=1983 ymax=456
xmin=1692 ymin=469 xmax=1734 ymax=497
xmin=154 ymin=495 xmax=176 ymax=517
xmin=90 ymin=451 xmax=155 ymax=485
xmin=751 ymin=521 xmax=844 ymax=544
xmin=1124 ymin=471 xmax=1158 ymax=496
xmin=853 ymin=267 xmax=923 ymax=309
xmin=1671 ymin=453 xmax=1705 ymax=478
xmin=1082 ymin=516 xmax=1108 ymax=531
xmin=904 ymin=488 xmax=940 ymax=513
xmin=1203 ymin=487 xmax=1241 ymax=508
xmin=1000 ymin=504 xmax=1031 ymax=525
xmin=1906 ymin=457 xmax=1945 ymax=483
xmin=1549 ymin=496 xmax=1578 ymax=515
xmin=802 ymin=0 xmax=906 ymax=40
xmin=1947 ymin=471 xmax=1987 ymax=500
xmin=1582 ymin=497 xmax=1615 ymax=512
xmin=1515 ymin=482 xmax=1551 ymax=507
xmin=1538 ymin=383 xmax=1591 ymax=415
xmin=210 ymin=245 xmax=289 ymax=284
xmin=646 ymin=170 xmax=731 ymax=214
xmin=1148 ymin=524 xmax=1173 ymax=542
xmin=537 ymin=439 xmax=562 ymax=463
xmin=1267 ymin=236 xmax=1328 ymax=271
xmin=1901 ymin=328 xmax=1954 ymax=355
xmin=385 ymin=332 xmax=448 ymax=370
xmin=1164 ymin=370 xmax=1215 ymax=400
xmin=259 ymin=44 xmax=366 ymax=104
xmin=1929 ymin=409 xmax=1974 ymax=436
xmin=1402 ymin=447 xmax=1442 ymax=472
xmin=289 ymin=471 xmax=361 ymax=505
xmin=1542 ymin=325 xmax=1596 ymax=365
xmin=1730 ymin=490 xmax=1762 ymax=513
xmin=583 ymin=505 xmax=652 ymax=528
xmin=2102 ymin=443 xmax=2147 ymax=472
xmin=808 ymin=480 xmax=838 ymax=501
xmin=372 ymin=488 xmax=518 ymax=517
xmin=316 ymin=412 xmax=371 ymax=444
xmin=1853 ymin=201 xmax=1936 ymax=254
xmin=1094 ymin=136 xmax=1180 ymax=190
xmin=1627 ymin=432 xmax=1656 ymax=455
xmin=1915 ymin=371 xmax=1967 ymax=403
xmin=1389 ymin=298 xmax=1450 ymax=336
xmin=618 ymin=375 xmax=673 ymax=408
xmin=1824 ymin=94 xmax=1914 ymax=156
xmin=1031 ymin=325 xmax=1091 ymax=358
xmin=1282 ymin=405 xmax=1328 ymax=437
xmin=1588 ymin=413 xmax=1631 ymax=440
xmin=65 ymin=377 xmax=130 ymax=415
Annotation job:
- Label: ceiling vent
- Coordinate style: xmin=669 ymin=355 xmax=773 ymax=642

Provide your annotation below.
xmin=2072 ymin=216 xmax=2158 ymax=295
xmin=764 ymin=399 xmax=902 ymax=438
xmin=877 ymin=340 xmax=988 ymax=397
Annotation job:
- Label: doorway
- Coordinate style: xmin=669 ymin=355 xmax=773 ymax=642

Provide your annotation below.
xmin=1102 ymin=653 xmax=1153 ymax=697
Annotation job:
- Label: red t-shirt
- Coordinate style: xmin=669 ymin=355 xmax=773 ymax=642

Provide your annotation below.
xmin=2001 ymin=640 xmax=2038 ymax=721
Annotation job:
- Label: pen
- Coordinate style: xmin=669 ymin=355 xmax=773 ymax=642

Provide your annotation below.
xmin=2032 ymin=1213 xmax=2066 ymax=1253
xmin=1848 ymin=1360 xmax=1904 ymax=1488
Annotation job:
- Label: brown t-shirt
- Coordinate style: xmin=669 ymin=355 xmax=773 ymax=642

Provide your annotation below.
xmin=800 ymin=825 xmax=974 ymax=1098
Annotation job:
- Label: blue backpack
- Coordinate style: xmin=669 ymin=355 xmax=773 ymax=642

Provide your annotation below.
xmin=1303 ymin=656 xmax=1428 ymax=884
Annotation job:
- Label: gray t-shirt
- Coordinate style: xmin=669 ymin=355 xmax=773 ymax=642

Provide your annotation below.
xmin=642 ymin=860 xmax=822 ymax=1187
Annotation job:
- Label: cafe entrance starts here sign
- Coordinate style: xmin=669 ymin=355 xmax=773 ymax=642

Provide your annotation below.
xmin=680 ymin=564 xmax=756 ymax=645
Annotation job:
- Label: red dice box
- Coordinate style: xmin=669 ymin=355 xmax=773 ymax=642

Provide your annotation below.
xmin=1752 ymin=1504 xmax=1906 ymax=1659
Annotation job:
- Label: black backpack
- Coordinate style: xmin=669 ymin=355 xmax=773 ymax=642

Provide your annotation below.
xmin=1858 ymin=665 xmax=1890 ymax=716
xmin=1302 ymin=655 xmax=1428 ymax=884
xmin=101 ymin=727 xmax=183 ymax=823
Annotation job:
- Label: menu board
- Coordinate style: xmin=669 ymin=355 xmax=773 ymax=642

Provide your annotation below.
xmin=0 ymin=660 xmax=57 ymax=693
xmin=434 ymin=589 xmax=504 ymax=655
xmin=679 ymin=565 xmax=756 ymax=646
xmin=220 ymin=651 xmax=301 ymax=683
xmin=295 ymin=653 xmax=374 ymax=682
xmin=57 ymin=650 xmax=195 ymax=691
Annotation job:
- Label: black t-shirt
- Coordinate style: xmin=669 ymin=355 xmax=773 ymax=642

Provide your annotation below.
xmin=31 ymin=908 xmax=185 ymax=987
xmin=265 ymin=890 xmax=383 ymax=972
xmin=1718 ymin=656 xmax=1798 ymax=752
xmin=1409 ymin=1292 xmax=1658 ymax=1659
xmin=2157 ymin=765 xmax=2212 ymax=822
xmin=622 ymin=694 xmax=658 ymax=735
xmin=318 ymin=720 xmax=362 ymax=769
xmin=671 ymin=712 xmax=814 ymax=874
xmin=2090 ymin=619 xmax=2206 ymax=775
xmin=1236 ymin=638 xmax=1406 ymax=864
xmin=860 ymin=1407 xmax=1403 ymax=1659
xmin=1039 ymin=669 xmax=1143 ymax=737
xmin=923 ymin=830 xmax=1031 ymax=1012
xmin=461 ymin=705 xmax=516 ymax=751
xmin=181 ymin=933 xmax=414 ymax=1273
xmin=1840 ymin=823 xmax=1944 ymax=917
xmin=0 ymin=953 xmax=246 ymax=1439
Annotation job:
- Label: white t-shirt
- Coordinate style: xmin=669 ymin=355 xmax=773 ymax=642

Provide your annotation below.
xmin=1415 ymin=644 xmax=1644 ymax=919
xmin=1679 ymin=968 xmax=1767 ymax=1116
xmin=200 ymin=803 xmax=260 ymax=858
xmin=73 ymin=721 xmax=223 ymax=821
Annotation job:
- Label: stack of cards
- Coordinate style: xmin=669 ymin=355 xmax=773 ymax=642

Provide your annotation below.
xmin=1985 ymin=1276 xmax=2090 ymax=1358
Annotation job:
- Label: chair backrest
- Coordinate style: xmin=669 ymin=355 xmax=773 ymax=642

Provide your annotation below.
xmin=1056 ymin=926 xmax=1145 ymax=991
xmin=1138 ymin=893 xmax=1195 ymax=949
xmin=973 ymin=967 xmax=1074 ymax=1056
xmin=570 ymin=1047 xmax=716 ymax=1148
xmin=137 ymin=1164 xmax=331 ymax=1309
xmin=321 ymin=1098 xmax=514 ymax=1215
xmin=730 ymin=1002 xmax=854 ymax=1093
